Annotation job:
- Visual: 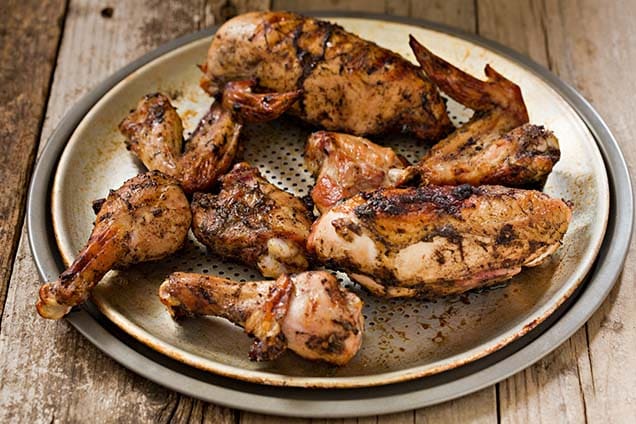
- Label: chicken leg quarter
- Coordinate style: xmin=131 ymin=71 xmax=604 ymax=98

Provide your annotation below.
xmin=36 ymin=171 xmax=191 ymax=319
xmin=159 ymin=271 xmax=364 ymax=365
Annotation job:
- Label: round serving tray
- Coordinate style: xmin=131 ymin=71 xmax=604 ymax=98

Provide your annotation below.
xmin=27 ymin=12 xmax=632 ymax=417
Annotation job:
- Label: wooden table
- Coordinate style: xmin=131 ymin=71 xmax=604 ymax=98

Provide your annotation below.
xmin=2 ymin=0 xmax=634 ymax=422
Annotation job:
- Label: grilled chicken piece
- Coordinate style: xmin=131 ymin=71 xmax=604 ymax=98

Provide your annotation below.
xmin=119 ymin=81 xmax=301 ymax=193
xmin=416 ymin=124 xmax=561 ymax=187
xmin=405 ymin=37 xmax=560 ymax=187
xmin=159 ymin=271 xmax=364 ymax=365
xmin=37 ymin=172 xmax=191 ymax=319
xmin=191 ymin=162 xmax=313 ymax=278
xmin=305 ymin=131 xmax=409 ymax=214
xmin=308 ymin=185 xmax=571 ymax=298
xmin=200 ymin=12 xmax=452 ymax=140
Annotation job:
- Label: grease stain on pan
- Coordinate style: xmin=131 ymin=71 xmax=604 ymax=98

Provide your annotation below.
xmin=51 ymin=18 xmax=609 ymax=388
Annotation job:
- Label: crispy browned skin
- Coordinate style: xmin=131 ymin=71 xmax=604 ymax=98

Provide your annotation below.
xmin=37 ymin=172 xmax=191 ymax=319
xmin=304 ymin=131 xmax=409 ymax=214
xmin=201 ymin=12 xmax=452 ymax=140
xmin=403 ymin=37 xmax=559 ymax=187
xmin=417 ymin=124 xmax=561 ymax=187
xmin=191 ymin=162 xmax=313 ymax=278
xmin=119 ymin=82 xmax=301 ymax=193
xmin=307 ymin=185 xmax=571 ymax=298
xmin=159 ymin=271 xmax=364 ymax=365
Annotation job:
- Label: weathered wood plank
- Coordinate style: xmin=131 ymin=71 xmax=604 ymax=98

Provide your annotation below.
xmin=541 ymin=1 xmax=636 ymax=422
xmin=479 ymin=0 xmax=636 ymax=422
xmin=0 ymin=0 xmax=66 ymax=322
xmin=410 ymin=0 xmax=476 ymax=32
xmin=272 ymin=0 xmax=475 ymax=33
xmin=414 ymin=388 xmax=497 ymax=423
xmin=0 ymin=0 xmax=268 ymax=423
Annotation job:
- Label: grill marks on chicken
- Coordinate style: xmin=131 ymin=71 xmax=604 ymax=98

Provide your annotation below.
xmin=200 ymin=12 xmax=452 ymax=140
xmin=119 ymin=81 xmax=301 ymax=193
xmin=159 ymin=271 xmax=364 ymax=365
xmin=191 ymin=162 xmax=313 ymax=278
xmin=308 ymin=185 xmax=571 ymax=298
xmin=304 ymin=131 xmax=409 ymax=214
xmin=37 ymin=172 xmax=191 ymax=319
xmin=406 ymin=37 xmax=560 ymax=188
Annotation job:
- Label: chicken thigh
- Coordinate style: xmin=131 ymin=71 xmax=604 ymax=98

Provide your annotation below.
xmin=308 ymin=185 xmax=571 ymax=298
xmin=159 ymin=271 xmax=364 ymax=365
xmin=37 ymin=171 xmax=191 ymax=319
xmin=191 ymin=162 xmax=313 ymax=278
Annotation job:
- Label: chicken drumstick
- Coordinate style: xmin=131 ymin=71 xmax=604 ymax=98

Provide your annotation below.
xmin=159 ymin=271 xmax=364 ymax=365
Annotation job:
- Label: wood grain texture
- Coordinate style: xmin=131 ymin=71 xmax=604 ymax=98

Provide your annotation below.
xmin=0 ymin=0 xmax=267 ymax=423
xmin=272 ymin=0 xmax=475 ymax=32
xmin=479 ymin=0 xmax=636 ymax=422
xmin=539 ymin=1 xmax=636 ymax=422
xmin=0 ymin=0 xmax=66 ymax=322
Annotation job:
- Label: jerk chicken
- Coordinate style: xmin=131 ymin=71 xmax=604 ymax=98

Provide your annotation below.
xmin=305 ymin=131 xmax=409 ymax=214
xmin=304 ymin=39 xmax=561 ymax=213
xmin=406 ymin=37 xmax=560 ymax=187
xmin=308 ymin=185 xmax=571 ymax=298
xmin=37 ymin=171 xmax=191 ymax=319
xmin=200 ymin=12 xmax=452 ymax=140
xmin=159 ymin=271 xmax=364 ymax=365
xmin=191 ymin=162 xmax=313 ymax=278
xmin=119 ymin=80 xmax=301 ymax=193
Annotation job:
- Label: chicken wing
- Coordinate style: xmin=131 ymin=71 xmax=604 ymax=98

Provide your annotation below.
xmin=37 ymin=171 xmax=191 ymax=319
xmin=159 ymin=271 xmax=364 ymax=365
xmin=307 ymin=185 xmax=571 ymax=298
xmin=119 ymin=81 xmax=301 ymax=193
xmin=304 ymin=131 xmax=409 ymax=214
xmin=406 ymin=37 xmax=560 ymax=187
xmin=200 ymin=12 xmax=452 ymax=140
xmin=191 ymin=162 xmax=313 ymax=278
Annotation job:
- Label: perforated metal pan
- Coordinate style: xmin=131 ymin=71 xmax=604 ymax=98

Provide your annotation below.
xmin=27 ymin=12 xmax=632 ymax=417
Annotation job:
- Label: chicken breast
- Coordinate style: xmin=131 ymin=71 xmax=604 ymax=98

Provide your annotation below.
xmin=159 ymin=271 xmax=364 ymax=365
xmin=200 ymin=12 xmax=452 ymax=140
xmin=191 ymin=162 xmax=313 ymax=278
xmin=307 ymin=185 xmax=571 ymax=298
xmin=304 ymin=131 xmax=409 ymax=214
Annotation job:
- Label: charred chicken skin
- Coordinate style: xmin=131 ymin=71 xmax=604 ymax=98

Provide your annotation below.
xmin=308 ymin=185 xmax=571 ymax=298
xmin=159 ymin=271 xmax=364 ymax=365
xmin=119 ymin=81 xmax=301 ymax=193
xmin=305 ymin=131 xmax=409 ymax=214
xmin=191 ymin=162 xmax=313 ymax=278
xmin=405 ymin=37 xmax=560 ymax=187
xmin=37 ymin=171 xmax=191 ymax=319
xmin=200 ymin=12 xmax=452 ymax=140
